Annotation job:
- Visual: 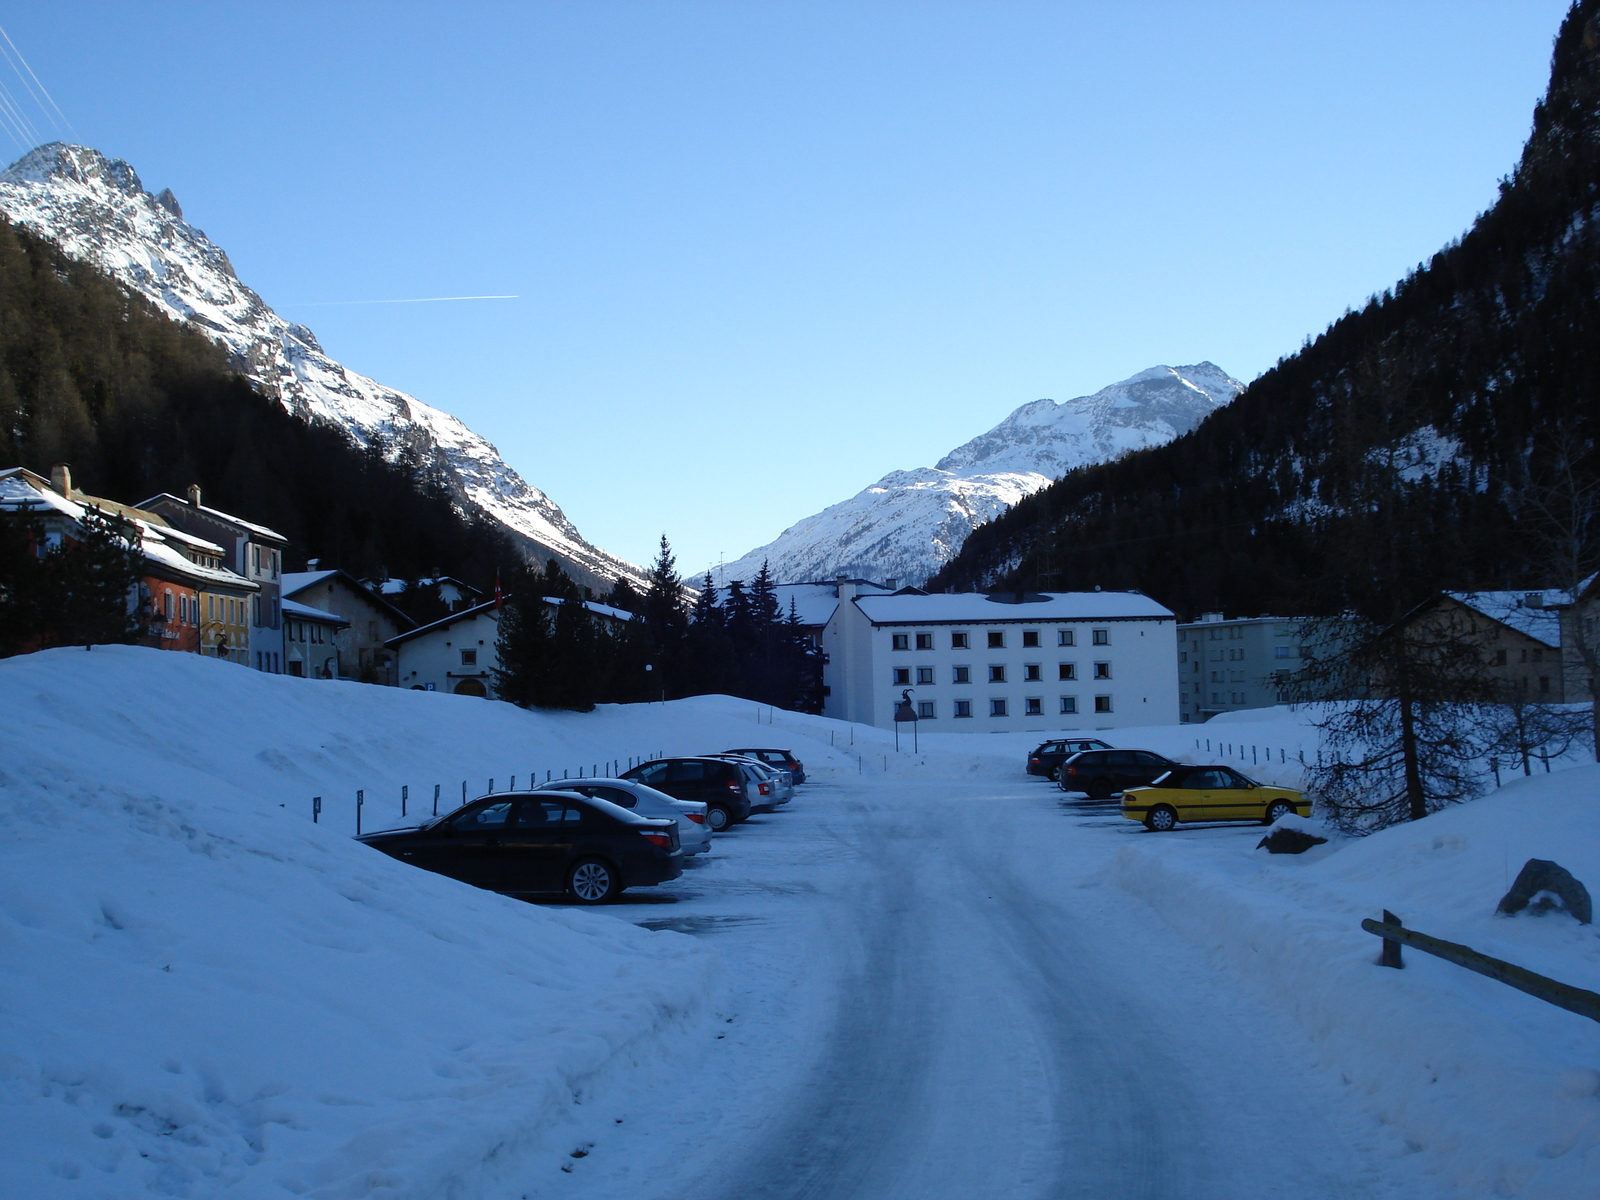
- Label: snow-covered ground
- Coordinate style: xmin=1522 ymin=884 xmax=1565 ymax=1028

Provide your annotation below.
xmin=2 ymin=648 xmax=1595 ymax=1198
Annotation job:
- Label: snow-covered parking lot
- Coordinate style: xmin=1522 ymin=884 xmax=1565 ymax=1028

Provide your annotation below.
xmin=2 ymin=648 xmax=1596 ymax=1198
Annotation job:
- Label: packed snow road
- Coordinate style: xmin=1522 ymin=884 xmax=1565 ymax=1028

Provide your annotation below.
xmin=549 ymin=775 xmax=1434 ymax=1200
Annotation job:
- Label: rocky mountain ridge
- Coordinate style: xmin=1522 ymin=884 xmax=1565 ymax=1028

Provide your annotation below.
xmin=714 ymin=363 xmax=1241 ymax=587
xmin=0 ymin=143 xmax=644 ymax=589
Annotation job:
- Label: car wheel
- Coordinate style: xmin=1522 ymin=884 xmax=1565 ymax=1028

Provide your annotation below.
xmin=1145 ymin=805 xmax=1178 ymax=832
xmin=1087 ymin=778 xmax=1114 ymax=801
xmin=706 ymin=805 xmax=733 ymax=832
xmin=567 ymin=859 xmax=619 ymax=904
xmin=1263 ymin=799 xmax=1296 ymax=825
xmin=1050 ymin=765 xmax=1064 ymax=784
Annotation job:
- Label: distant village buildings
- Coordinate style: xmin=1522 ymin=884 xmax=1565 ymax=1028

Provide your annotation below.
xmin=5 ymin=460 xmax=1590 ymax=732
xmin=388 ymin=597 xmax=633 ymax=698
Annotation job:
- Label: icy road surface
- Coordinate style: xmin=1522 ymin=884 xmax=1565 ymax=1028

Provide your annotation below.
xmin=546 ymin=775 xmax=1437 ymax=1200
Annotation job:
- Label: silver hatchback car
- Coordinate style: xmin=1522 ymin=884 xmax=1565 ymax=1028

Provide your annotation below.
xmin=532 ymin=778 xmax=713 ymax=855
xmin=706 ymin=754 xmax=792 ymax=807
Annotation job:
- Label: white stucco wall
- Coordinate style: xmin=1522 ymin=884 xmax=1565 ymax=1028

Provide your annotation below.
xmin=393 ymin=610 xmax=501 ymax=697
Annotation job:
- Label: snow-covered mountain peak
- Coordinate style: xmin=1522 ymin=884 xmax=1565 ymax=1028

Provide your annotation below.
xmin=0 ymin=143 xmax=643 ymax=589
xmin=935 ymin=363 xmax=1239 ymax=477
xmin=716 ymin=362 xmax=1242 ymax=588
xmin=1 ymin=142 xmax=141 ymax=193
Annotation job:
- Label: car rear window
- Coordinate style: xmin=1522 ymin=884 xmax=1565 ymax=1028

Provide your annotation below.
xmin=632 ymin=762 xmax=670 ymax=786
xmin=671 ymin=761 xmax=712 ymax=782
xmin=590 ymin=786 xmax=637 ymax=808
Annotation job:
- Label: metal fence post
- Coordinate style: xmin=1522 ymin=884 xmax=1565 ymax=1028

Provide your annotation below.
xmin=401 ymin=785 xmax=408 ymax=817
xmin=312 ymin=796 xmax=321 ymax=823
xmin=462 ymin=780 xmax=467 ymax=803
xmin=356 ymin=789 xmax=364 ymax=836
xmin=510 ymin=775 xmax=516 ymax=791
xmin=1378 ymin=910 xmax=1404 ymax=969
xmin=433 ymin=784 xmax=440 ymax=816
xmin=489 ymin=778 xmax=494 ymax=794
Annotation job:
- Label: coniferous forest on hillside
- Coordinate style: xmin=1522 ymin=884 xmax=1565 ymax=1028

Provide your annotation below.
xmin=931 ymin=3 xmax=1600 ymax=623
xmin=0 ymin=214 xmax=519 ymax=586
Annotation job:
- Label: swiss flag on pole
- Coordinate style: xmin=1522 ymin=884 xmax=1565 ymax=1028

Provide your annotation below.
xmin=494 ymin=570 xmax=503 ymax=610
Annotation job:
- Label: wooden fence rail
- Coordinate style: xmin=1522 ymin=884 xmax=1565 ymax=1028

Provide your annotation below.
xmin=1361 ymin=913 xmax=1600 ymax=1025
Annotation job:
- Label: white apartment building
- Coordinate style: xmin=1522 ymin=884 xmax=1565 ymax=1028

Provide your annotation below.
xmin=821 ymin=585 xmax=1179 ymax=732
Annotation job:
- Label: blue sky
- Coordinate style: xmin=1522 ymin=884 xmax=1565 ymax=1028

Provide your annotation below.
xmin=2 ymin=2 xmax=1574 ymax=574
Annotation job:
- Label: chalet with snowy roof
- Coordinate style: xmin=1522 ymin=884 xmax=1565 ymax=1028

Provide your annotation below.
xmin=140 ymin=485 xmax=288 ymax=672
xmin=2 ymin=466 xmax=259 ymax=660
xmin=821 ymin=585 xmax=1179 ymax=731
xmin=1556 ymin=574 xmax=1598 ymax=715
xmin=281 ymin=570 xmax=415 ymax=686
xmin=369 ymin=575 xmax=484 ymax=615
xmin=388 ymin=597 xmax=634 ymax=699
xmin=1401 ymin=590 xmax=1568 ymax=702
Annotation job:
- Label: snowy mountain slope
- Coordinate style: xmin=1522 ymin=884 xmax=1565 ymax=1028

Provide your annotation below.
xmin=0 ymin=143 xmax=644 ymax=589
xmin=715 ymin=364 xmax=1240 ymax=587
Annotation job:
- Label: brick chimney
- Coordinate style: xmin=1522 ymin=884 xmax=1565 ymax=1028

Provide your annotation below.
xmin=49 ymin=463 xmax=71 ymax=498
xmin=187 ymin=483 xmax=202 ymax=506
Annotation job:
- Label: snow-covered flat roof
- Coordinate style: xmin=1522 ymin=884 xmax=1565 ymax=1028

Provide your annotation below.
xmin=544 ymin=596 xmax=635 ymax=623
xmin=387 ymin=600 xmax=500 ymax=646
xmin=139 ymin=520 xmax=225 ymax=555
xmin=140 ymin=493 xmax=287 ymax=543
xmin=0 ymin=471 xmax=84 ymax=520
xmin=138 ymin=533 xmax=259 ymax=588
xmin=853 ymin=591 xmax=1174 ymax=625
xmin=1447 ymin=590 xmax=1564 ymax=648
xmin=281 ymin=570 xmax=341 ymax=595
xmin=283 ymin=597 xmax=348 ymax=625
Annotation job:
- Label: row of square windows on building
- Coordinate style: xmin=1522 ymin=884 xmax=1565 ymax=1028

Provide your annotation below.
xmin=906 ymin=695 xmax=1115 ymax=720
xmin=148 ymin=590 xmax=264 ymax=628
xmin=890 ymin=628 xmax=1110 ymax=651
xmin=892 ymin=662 xmax=1112 ymax=686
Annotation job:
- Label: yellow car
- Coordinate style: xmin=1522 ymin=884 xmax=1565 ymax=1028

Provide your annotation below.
xmin=1120 ymin=765 xmax=1310 ymax=832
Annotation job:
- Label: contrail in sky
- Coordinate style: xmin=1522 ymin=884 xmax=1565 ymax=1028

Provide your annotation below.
xmin=280 ymin=295 xmax=520 ymax=307
xmin=0 ymin=23 xmax=70 ymax=151
xmin=0 ymin=25 xmax=71 ymax=134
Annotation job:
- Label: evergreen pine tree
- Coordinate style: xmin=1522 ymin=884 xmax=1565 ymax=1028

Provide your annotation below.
xmin=47 ymin=505 xmax=145 ymax=648
xmin=641 ymin=535 xmax=689 ymax=697
xmin=492 ymin=562 xmax=556 ymax=707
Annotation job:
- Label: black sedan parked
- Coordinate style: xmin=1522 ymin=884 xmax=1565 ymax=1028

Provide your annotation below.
xmin=1025 ymin=738 xmax=1114 ymax=780
xmin=356 ymin=791 xmax=681 ymax=903
xmin=1056 ymin=749 xmax=1182 ymax=799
